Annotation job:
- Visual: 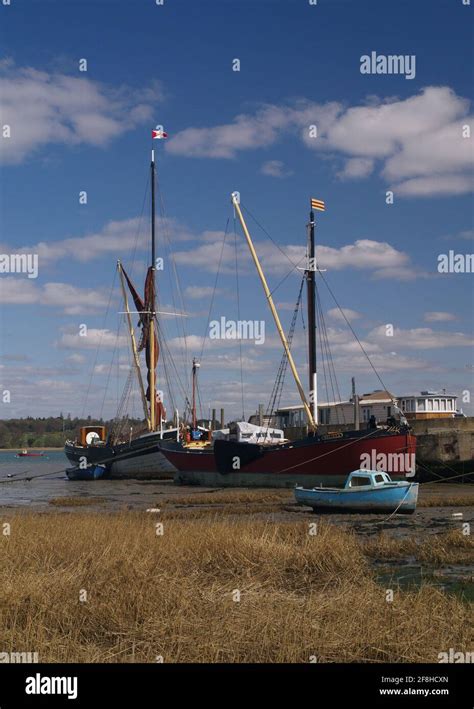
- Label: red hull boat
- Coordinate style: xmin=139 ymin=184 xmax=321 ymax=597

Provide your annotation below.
xmin=164 ymin=429 xmax=416 ymax=487
xmin=162 ymin=196 xmax=418 ymax=488
xmin=16 ymin=451 xmax=45 ymax=458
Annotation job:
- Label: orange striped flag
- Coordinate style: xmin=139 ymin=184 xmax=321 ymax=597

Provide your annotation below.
xmin=311 ymin=198 xmax=325 ymax=211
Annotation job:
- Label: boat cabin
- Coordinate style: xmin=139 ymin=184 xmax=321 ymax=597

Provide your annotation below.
xmin=228 ymin=421 xmax=285 ymax=444
xmin=345 ymin=470 xmax=393 ymax=489
xmin=79 ymin=426 xmax=107 ymax=447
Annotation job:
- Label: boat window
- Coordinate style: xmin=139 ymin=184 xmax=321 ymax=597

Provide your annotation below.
xmin=350 ymin=476 xmax=371 ymax=487
xmin=374 ymin=474 xmax=385 ymax=484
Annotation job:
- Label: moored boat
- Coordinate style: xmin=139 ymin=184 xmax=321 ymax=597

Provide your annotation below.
xmin=65 ymin=137 xmax=182 ymax=479
xmin=168 ymin=194 xmax=416 ymax=487
xmin=294 ymin=470 xmax=419 ymax=514
xmin=66 ymin=464 xmax=108 ymax=481
xmin=16 ymin=450 xmax=45 ymax=458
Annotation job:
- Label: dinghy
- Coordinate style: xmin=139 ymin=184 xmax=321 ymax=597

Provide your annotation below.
xmin=66 ymin=464 xmax=107 ymax=481
xmin=294 ymin=470 xmax=418 ymax=514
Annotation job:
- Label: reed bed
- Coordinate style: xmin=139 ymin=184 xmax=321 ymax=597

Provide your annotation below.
xmin=0 ymin=513 xmax=471 ymax=663
xmin=418 ymin=495 xmax=474 ymax=508
xmin=364 ymin=529 xmax=474 ymax=566
xmin=48 ymin=496 xmax=106 ymax=507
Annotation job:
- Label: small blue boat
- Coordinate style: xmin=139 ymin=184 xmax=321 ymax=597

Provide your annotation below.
xmin=66 ymin=464 xmax=107 ymax=481
xmin=294 ymin=470 xmax=419 ymax=514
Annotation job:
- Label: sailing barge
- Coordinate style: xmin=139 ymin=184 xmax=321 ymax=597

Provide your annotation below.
xmin=162 ymin=193 xmax=416 ymax=487
xmin=65 ymin=145 xmax=178 ymax=479
xmin=65 ymin=145 xmax=416 ymax=486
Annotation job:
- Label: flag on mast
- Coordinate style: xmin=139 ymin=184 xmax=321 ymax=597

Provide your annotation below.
xmin=311 ymin=198 xmax=325 ymax=212
xmin=152 ymin=128 xmax=168 ymax=139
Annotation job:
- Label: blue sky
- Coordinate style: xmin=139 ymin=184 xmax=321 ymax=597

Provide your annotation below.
xmin=0 ymin=0 xmax=473 ymax=421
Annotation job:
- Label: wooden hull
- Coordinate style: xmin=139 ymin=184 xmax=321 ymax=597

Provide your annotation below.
xmin=64 ymin=432 xmax=177 ymax=479
xmin=169 ymin=429 xmax=416 ymax=488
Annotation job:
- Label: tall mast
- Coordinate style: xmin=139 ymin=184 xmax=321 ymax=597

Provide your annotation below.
xmin=231 ymin=193 xmax=316 ymax=431
xmin=192 ymin=357 xmax=200 ymax=429
xmin=306 ymin=209 xmax=317 ymax=424
xmin=149 ymin=149 xmax=157 ymax=430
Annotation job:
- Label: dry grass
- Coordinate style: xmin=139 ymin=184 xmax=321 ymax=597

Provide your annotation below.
xmin=0 ymin=513 xmax=471 ymax=663
xmin=169 ymin=489 xmax=290 ymax=506
xmin=364 ymin=529 xmax=474 ymax=566
xmin=48 ymin=496 xmax=106 ymax=507
xmin=418 ymin=496 xmax=474 ymax=508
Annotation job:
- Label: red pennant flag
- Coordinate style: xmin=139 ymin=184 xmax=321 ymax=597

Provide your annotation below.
xmin=152 ymin=129 xmax=168 ymax=139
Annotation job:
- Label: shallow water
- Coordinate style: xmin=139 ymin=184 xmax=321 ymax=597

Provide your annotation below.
xmin=374 ymin=561 xmax=474 ymax=602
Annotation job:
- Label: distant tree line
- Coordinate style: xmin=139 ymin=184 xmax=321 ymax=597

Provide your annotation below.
xmin=0 ymin=415 xmax=145 ymax=449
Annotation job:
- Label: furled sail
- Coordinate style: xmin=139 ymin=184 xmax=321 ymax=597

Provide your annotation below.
xmin=121 ymin=265 xmax=166 ymax=426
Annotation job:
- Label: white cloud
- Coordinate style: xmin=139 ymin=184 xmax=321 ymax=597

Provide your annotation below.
xmin=57 ymin=328 xmax=128 ymax=350
xmin=368 ymin=325 xmax=473 ymax=350
xmin=2 ymin=215 xmax=194 ymax=266
xmin=260 ymin=160 xmax=292 ymax=178
xmin=423 ymin=311 xmax=458 ymax=322
xmin=0 ymin=278 xmax=110 ymax=314
xmin=0 ymin=278 xmax=109 ymax=313
xmin=337 ymin=158 xmax=374 ymax=180
xmin=316 ymin=240 xmax=408 ymax=271
xmin=184 ymin=285 xmax=221 ymax=300
xmin=174 ymin=235 xmax=422 ymax=281
xmin=441 ymin=228 xmax=474 ymax=241
xmin=166 ymin=101 xmax=340 ymax=158
xmin=65 ymin=353 xmax=86 ymax=364
xmin=391 ymin=175 xmax=474 ymax=197
xmin=332 ymin=351 xmax=431 ymax=373
xmin=167 ymin=86 xmax=472 ymax=197
xmin=0 ymin=61 xmax=163 ymax=164
xmin=327 ymin=307 xmax=362 ymax=322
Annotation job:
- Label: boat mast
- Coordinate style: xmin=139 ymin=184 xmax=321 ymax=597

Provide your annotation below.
xmin=306 ymin=208 xmax=317 ymax=424
xmin=192 ymin=357 xmax=200 ymax=429
xmin=149 ymin=149 xmax=157 ymax=431
xmin=231 ymin=193 xmax=316 ymax=431
xmin=117 ymin=260 xmax=151 ymax=430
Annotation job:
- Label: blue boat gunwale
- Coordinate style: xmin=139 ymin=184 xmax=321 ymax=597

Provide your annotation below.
xmin=294 ymin=469 xmax=415 ymax=493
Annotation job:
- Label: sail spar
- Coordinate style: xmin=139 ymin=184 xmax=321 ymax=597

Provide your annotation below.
xmin=121 ymin=264 xmax=165 ymax=426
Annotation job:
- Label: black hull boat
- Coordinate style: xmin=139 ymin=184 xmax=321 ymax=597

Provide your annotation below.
xmin=64 ymin=430 xmax=178 ymax=479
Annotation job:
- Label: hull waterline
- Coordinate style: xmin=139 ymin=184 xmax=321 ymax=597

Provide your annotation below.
xmin=167 ymin=429 xmax=416 ymax=487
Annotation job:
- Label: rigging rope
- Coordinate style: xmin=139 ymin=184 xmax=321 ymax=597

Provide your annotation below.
xmin=239 ymin=202 xmax=393 ymax=407
xmin=317 ymin=269 xmax=392 ymax=398
xmin=80 ymin=266 xmax=118 ymax=419
xmin=233 ymin=214 xmax=245 ymax=421
xmin=266 ymin=276 xmax=305 ymax=422
xmin=199 ymin=218 xmax=230 ymax=362
xmin=155 ymin=168 xmax=191 ymax=397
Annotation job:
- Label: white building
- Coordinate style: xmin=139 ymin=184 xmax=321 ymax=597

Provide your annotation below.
xmin=398 ymin=391 xmax=458 ymax=420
